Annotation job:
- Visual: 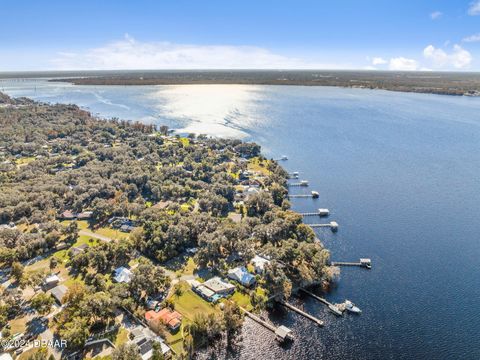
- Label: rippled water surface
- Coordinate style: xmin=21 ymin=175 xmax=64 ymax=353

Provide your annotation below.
xmin=2 ymin=79 xmax=480 ymax=359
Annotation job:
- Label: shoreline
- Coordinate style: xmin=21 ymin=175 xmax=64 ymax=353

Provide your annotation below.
xmin=49 ymin=78 xmax=480 ymax=97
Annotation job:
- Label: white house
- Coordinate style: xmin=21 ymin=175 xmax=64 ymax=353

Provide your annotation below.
xmin=113 ymin=266 xmax=133 ymax=283
xmin=251 ymin=255 xmax=271 ymax=274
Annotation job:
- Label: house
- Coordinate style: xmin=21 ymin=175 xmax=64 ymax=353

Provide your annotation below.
xmin=188 ymin=279 xmax=215 ymax=302
xmin=203 ymin=277 xmax=235 ymax=296
xmin=186 ymin=247 xmax=197 ymax=255
xmin=113 ymin=266 xmax=133 ymax=283
xmin=43 ymin=274 xmax=60 ymax=290
xmin=146 ymin=308 xmax=182 ymax=331
xmin=69 ymin=243 xmax=88 ymax=257
xmin=251 ymin=255 xmax=271 ymax=274
xmin=129 ymin=326 xmax=171 ymax=360
xmin=59 ymin=210 xmax=76 ymax=220
xmin=77 ymin=211 xmax=93 ymax=220
xmin=227 ymin=266 xmax=256 ymax=287
xmin=56 ymin=242 xmax=68 ymax=250
xmin=50 ymin=284 xmax=68 ymax=304
xmin=120 ymin=224 xmax=135 ymax=232
xmin=194 ymin=284 xmax=217 ymax=302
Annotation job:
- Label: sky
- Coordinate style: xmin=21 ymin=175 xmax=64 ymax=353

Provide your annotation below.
xmin=1 ymin=0 xmax=480 ymax=71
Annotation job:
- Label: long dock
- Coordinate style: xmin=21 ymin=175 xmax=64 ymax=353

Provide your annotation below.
xmin=278 ymin=300 xmax=324 ymax=327
xmin=300 ymin=289 xmax=343 ymax=316
xmin=288 ymin=180 xmax=309 ymax=187
xmin=331 ymin=258 xmax=372 ymax=269
xmin=288 ymin=191 xmax=319 ymax=199
xmin=308 ymin=221 xmax=338 ymax=232
xmin=240 ymin=307 xmax=293 ymax=342
xmin=301 ymin=208 xmax=329 ymax=217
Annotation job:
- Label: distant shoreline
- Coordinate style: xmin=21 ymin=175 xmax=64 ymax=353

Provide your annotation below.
xmin=41 ymin=70 xmax=480 ymax=97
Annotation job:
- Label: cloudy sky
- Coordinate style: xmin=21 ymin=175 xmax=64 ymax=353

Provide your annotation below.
xmin=1 ymin=0 xmax=480 ymax=71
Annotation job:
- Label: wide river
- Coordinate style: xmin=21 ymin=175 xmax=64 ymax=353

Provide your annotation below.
xmin=1 ymin=79 xmax=480 ymax=360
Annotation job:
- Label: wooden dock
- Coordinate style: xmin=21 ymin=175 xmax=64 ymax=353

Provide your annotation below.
xmin=308 ymin=221 xmax=338 ymax=232
xmin=288 ymin=191 xmax=319 ymax=199
xmin=301 ymin=208 xmax=329 ymax=217
xmin=288 ymin=181 xmax=309 ymax=187
xmin=331 ymin=258 xmax=372 ymax=269
xmin=278 ymin=300 xmax=324 ymax=327
xmin=300 ymin=289 xmax=343 ymax=316
xmin=240 ymin=307 xmax=293 ymax=342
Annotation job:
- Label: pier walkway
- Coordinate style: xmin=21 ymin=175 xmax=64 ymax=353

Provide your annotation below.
xmin=300 ymin=288 xmax=343 ymax=316
xmin=308 ymin=221 xmax=338 ymax=232
xmin=278 ymin=300 xmax=324 ymax=327
xmin=331 ymin=258 xmax=372 ymax=269
xmin=240 ymin=307 xmax=293 ymax=342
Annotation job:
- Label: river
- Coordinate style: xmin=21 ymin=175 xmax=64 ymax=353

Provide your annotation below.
xmin=1 ymin=79 xmax=480 ymax=359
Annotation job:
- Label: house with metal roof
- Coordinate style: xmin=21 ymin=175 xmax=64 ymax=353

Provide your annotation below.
xmin=50 ymin=284 xmax=68 ymax=304
xmin=227 ymin=266 xmax=256 ymax=287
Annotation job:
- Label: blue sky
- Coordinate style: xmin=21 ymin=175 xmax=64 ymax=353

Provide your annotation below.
xmin=1 ymin=0 xmax=480 ymax=71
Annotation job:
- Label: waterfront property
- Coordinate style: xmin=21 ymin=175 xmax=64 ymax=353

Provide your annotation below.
xmin=227 ymin=266 xmax=256 ymax=287
xmin=190 ymin=277 xmax=235 ymax=302
xmin=145 ymin=308 xmax=182 ymax=331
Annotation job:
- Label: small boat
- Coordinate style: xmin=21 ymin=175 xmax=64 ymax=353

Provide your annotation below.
xmin=344 ymin=300 xmax=362 ymax=314
xmin=281 ymin=155 xmax=288 ymax=160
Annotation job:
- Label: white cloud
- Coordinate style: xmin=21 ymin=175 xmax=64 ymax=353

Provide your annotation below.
xmin=430 ymin=11 xmax=442 ymax=19
xmin=462 ymin=33 xmax=480 ymax=42
xmin=388 ymin=57 xmax=418 ymax=71
xmin=468 ymin=0 xmax=480 ymax=15
xmin=51 ymin=34 xmax=340 ymax=70
xmin=372 ymin=57 xmax=387 ymax=65
xmin=423 ymin=44 xmax=472 ymax=69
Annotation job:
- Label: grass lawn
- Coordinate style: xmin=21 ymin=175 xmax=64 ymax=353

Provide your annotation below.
xmin=175 ymin=257 xmax=196 ymax=277
xmin=60 ymin=220 xmax=89 ymax=230
xmin=95 ymin=227 xmax=128 ymax=241
xmin=171 ymin=282 xmax=219 ymax=322
xmin=165 ymin=325 xmax=185 ymax=355
xmin=73 ymin=235 xmax=100 ymax=247
xmin=247 ymin=157 xmax=272 ymax=176
xmin=9 ymin=317 xmax=27 ymax=334
xmin=230 ymin=291 xmax=253 ymax=311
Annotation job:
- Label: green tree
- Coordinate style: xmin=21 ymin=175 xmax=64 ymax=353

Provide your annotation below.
xmin=222 ymin=300 xmax=244 ymax=346
xmin=11 ymin=261 xmax=24 ymax=283
xmin=49 ymin=257 xmax=58 ymax=271
xmin=112 ymin=343 xmax=141 ymax=360
xmin=30 ymin=293 xmax=54 ymax=315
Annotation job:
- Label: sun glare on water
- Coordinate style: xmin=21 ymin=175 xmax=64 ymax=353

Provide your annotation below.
xmin=150 ymin=84 xmax=264 ymax=138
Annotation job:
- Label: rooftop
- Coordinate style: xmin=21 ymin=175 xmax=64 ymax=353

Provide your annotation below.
xmin=203 ymin=277 xmax=235 ymax=294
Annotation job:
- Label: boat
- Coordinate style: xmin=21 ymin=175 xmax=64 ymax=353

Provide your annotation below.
xmin=281 ymin=155 xmax=288 ymax=160
xmin=344 ymin=300 xmax=362 ymax=314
